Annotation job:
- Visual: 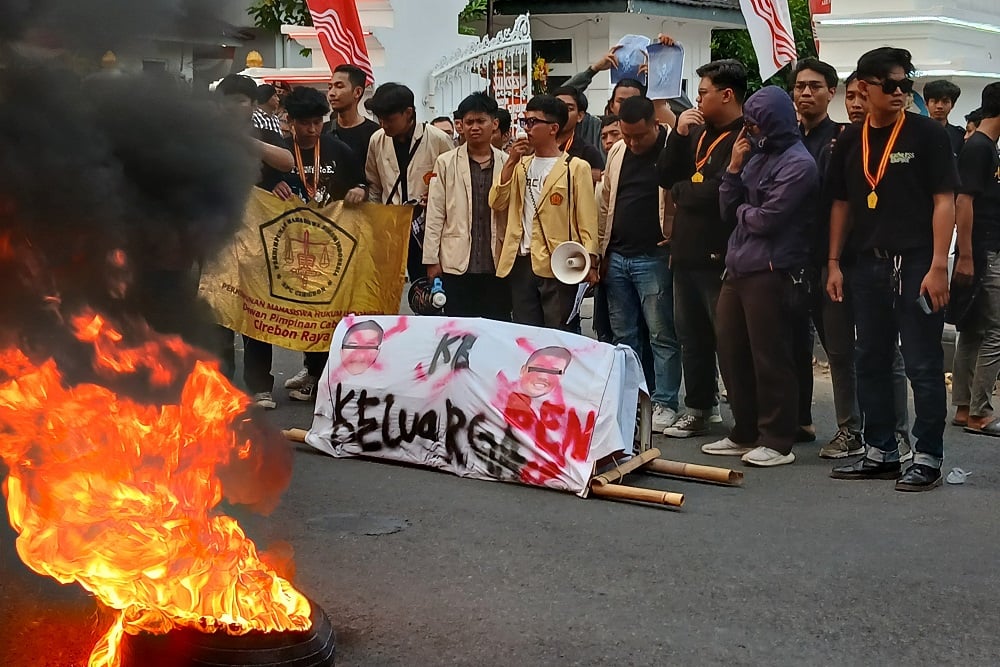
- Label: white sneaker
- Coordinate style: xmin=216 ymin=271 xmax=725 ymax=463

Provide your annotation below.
xmin=253 ymin=391 xmax=277 ymax=410
xmin=284 ymin=368 xmax=314 ymax=390
xmin=707 ymin=405 xmax=723 ymax=424
xmin=652 ymin=404 xmax=678 ymax=431
xmin=741 ymin=446 xmax=795 ymax=467
xmin=701 ymin=437 xmax=753 ymax=456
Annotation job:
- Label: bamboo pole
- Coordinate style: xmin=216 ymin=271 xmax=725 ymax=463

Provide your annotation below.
xmin=282 ymin=428 xmax=308 ymax=443
xmin=644 ymin=459 xmax=744 ymax=486
xmin=590 ymin=483 xmax=685 ymax=507
xmin=592 ymin=448 xmax=661 ymax=486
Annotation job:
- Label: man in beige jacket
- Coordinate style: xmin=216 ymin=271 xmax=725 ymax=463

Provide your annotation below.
xmin=423 ymin=92 xmax=511 ymax=320
xmin=364 ymin=82 xmax=455 ymax=280
xmin=490 ymin=95 xmax=599 ymax=331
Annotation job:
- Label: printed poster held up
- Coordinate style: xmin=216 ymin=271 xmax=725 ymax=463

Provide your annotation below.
xmin=305 ymin=316 xmax=647 ymax=497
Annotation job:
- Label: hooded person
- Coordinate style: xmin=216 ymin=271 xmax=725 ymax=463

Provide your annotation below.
xmin=700 ymin=86 xmax=819 ymax=467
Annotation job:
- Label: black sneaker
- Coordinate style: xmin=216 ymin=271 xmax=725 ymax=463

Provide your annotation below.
xmin=830 ymin=457 xmax=901 ymax=480
xmin=895 ymin=464 xmax=942 ymax=492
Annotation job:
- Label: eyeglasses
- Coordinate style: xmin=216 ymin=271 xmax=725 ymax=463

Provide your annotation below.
xmin=866 ymin=78 xmax=915 ymax=95
xmin=342 ymin=343 xmax=380 ymax=350
xmin=519 ymin=117 xmax=557 ymax=130
xmin=793 ymin=81 xmax=827 ymax=92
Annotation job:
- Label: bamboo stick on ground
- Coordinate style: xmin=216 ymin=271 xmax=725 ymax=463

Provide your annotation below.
xmin=282 ymin=428 xmax=308 ymax=443
xmin=592 ymin=448 xmax=661 ymax=486
xmin=644 ymin=459 xmax=744 ymax=486
xmin=590 ymin=482 xmax=684 ymax=507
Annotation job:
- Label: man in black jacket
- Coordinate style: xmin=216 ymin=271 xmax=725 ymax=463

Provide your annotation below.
xmin=658 ymin=59 xmax=746 ymax=438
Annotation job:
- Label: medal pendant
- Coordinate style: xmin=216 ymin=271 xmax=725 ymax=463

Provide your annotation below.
xmin=867 ymin=191 xmax=878 ymax=210
xmin=691 ymin=172 xmax=704 ymax=183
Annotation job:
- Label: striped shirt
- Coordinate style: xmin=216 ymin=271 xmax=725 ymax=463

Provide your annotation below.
xmin=252 ymin=108 xmax=282 ymax=135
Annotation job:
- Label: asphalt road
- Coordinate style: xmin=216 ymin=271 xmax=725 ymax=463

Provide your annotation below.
xmin=2 ymin=339 xmax=998 ymax=667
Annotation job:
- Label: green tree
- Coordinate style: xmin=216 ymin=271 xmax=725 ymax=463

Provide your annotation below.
xmin=710 ymin=0 xmax=817 ymax=92
xmin=459 ymin=0 xmax=488 ymax=36
xmin=247 ymin=0 xmax=311 ymax=34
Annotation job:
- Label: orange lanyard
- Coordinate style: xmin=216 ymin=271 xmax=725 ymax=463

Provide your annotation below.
xmin=562 ymin=133 xmax=574 ymax=154
xmin=861 ymin=112 xmax=905 ymax=209
xmin=293 ymin=140 xmax=322 ymax=200
xmin=695 ymin=131 xmax=732 ymax=172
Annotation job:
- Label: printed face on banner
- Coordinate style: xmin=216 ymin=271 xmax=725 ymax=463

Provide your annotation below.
xmin=340 ymin=321 xmax=384 ymax=375
xmin=307 ymin=316 xmax=633 ymax=496
xmin=519 ymin=347 xmax=571 ymax=398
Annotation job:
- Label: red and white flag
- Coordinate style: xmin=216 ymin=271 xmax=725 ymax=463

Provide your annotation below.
xmin=739 ymin=0 xmax=798 ymax=81
xmin=306 ymin=0 xmax=374 ymax=85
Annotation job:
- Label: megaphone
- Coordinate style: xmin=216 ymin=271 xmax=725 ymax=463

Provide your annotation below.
xmin=551 ymin=241 xmax=592 ymax=285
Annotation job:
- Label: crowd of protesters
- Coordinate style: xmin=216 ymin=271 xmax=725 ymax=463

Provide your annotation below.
xmin=214 ymin=39 xmax=1000 ymax=493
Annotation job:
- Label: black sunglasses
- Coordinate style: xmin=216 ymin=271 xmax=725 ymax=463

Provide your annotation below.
xmin=867 ymin=77 xmax=915 ymax=95
xmin=519 ymin=117 xmax=557 ymax=129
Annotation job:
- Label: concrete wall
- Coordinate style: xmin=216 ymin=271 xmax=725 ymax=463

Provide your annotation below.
xmin=815 ymin=1 xmax=1000 ymax=124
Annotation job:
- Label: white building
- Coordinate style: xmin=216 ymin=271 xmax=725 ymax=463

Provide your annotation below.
xmin=814 ymin=0 xmax=1000 ymax=122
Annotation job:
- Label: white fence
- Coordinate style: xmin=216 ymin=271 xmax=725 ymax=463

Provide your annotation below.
xmin=427 ymin=14 xmax=532 ymax=120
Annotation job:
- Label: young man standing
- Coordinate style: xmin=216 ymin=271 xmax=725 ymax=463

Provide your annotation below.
xmin=423 ymin=92 xmax=510 ymax=320
xmin=365 ymin=83 xmax=455 ymax=281
xmin=600 ymin=114 xmax=622 ymax=153
xmin=553 ymin=86 xmax=605 ymax=183
xmin=923 ymin=79 xmax=966 ymax=156
xmin=325 ymin=64 xmax=380 ymax=163
xmin=270 ymin=86 xmax=364 ymax=403
xmin=599 ymin=95 xmax=681 ymax=430
xmin=490 ymin=95 xmax=599 ymax=330
xmin=826 ymin=47 xmax=957 ymax=491
xmin=958 ymin=83 xmax=1000 ymax=437
xmin=791 ymin=58 xmax=858 ymax=452
xmin=491 ymin=108 xmax=513 ymax=151
xmin=657 ymin=59 xmax=747 ymax=438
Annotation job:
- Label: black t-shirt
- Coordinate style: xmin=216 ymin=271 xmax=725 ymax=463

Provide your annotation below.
xmin=334 ymin=118 xmax=380 ymax=166
xmin=958 ymin=131 xmax=1000 ymax=254
xmin=800 ymin=116 xmax=846 ymax=265
xmin=564 ymin=135 xmax=605 ymax=172
xmin=609 ymin=127 xmax=668 ymax=257
xmin=827 ymin=112 xmax=958 ymax=253
xmin=255 ymin=127 xmax=287 ymax=191
xmin=282 ymin=134 xmax=363 ymax=203
xmin=946 ymin=123 xmax=966 ymax=158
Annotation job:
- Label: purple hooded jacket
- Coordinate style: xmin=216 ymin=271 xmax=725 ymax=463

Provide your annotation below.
xmin=719 ymin=86 xmax=818 ymax=277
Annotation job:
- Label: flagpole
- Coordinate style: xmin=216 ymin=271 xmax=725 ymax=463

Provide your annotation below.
xmin=486 ymin=0 xmax=494 ymax=36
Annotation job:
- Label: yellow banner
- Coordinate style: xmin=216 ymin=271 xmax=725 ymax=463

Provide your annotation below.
xmin=199 ymin=188 xmax=410 ymax=352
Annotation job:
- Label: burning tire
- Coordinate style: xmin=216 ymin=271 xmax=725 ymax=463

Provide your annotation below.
xmin=118 ymin=599 xmax=335 ymax=667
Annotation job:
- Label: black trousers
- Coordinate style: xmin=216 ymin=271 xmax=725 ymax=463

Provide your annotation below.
xmin=242 ymin=334 xmax=274 ymax=394
xmin=441 ymin=272 xmax=512 ymax=321
xmin=716 ymin=272 xmax=798 ymax=454
xmin=673 ymin=268 xmax=722 ymax=411
xmin=304 ymin=352 xmax=328 ymax=378
xmin=508 ymin=254 xmax=578 ymax=331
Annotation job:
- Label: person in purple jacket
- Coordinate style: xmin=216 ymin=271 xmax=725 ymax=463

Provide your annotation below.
xmin=701 ymin=86 xmax=819 ymax=467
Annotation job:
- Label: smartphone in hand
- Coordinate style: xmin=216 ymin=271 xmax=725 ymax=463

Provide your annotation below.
xmin=916 ymin=293 xmax=934 ymax=315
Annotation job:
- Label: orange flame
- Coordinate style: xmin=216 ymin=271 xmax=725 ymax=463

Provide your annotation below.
xmin=0 ymin=311 xmax=311 ymax=667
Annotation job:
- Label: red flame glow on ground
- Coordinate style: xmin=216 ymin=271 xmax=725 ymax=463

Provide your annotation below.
xmin=0 ymin=312 xmax=310 ymax=666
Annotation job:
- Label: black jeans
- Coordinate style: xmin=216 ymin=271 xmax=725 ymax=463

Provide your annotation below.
xmin=716 ymin=272 xmax=798 ymax=454
xmin=441 ymin=272 xmax=512 ymax=321
xmin=508 ymin=254 xmax=579 ymax=331
xmin=242 ymin=334 xmax=274 ymax=395
xmin=850 ymin=250 xmax=945 ymax=467
xmin=674 ymin=268 xmax=722 ymax=412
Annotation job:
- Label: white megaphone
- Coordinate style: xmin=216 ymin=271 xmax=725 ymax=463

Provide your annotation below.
xmin=551 ymin=241 xmax=592 ymax=284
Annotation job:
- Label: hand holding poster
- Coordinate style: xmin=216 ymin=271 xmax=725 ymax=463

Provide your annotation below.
xmin=305 ymin=316 xmax=647 ymax=496
xmin=611 ymin=35 xmax=652 ymax=85
xmin=645 ymin=42 xmax=685 ymax=100
xmin=199 ymin=188 xmax=412 ymax=352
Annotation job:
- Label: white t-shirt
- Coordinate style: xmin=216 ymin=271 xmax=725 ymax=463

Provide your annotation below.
xmin=520 ymin=156 xmax=559 ymax=255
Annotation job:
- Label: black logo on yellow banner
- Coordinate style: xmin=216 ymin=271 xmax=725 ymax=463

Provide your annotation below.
xmin=259 ymin=207 xmax=357 ymax=304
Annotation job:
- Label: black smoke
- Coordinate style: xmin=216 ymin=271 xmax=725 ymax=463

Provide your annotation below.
xmin=0 ymin=0 xmax=260 ymax=388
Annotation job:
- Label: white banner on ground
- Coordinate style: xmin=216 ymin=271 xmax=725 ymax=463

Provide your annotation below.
xmin=305 ymin=316 xmax=646 ymax=496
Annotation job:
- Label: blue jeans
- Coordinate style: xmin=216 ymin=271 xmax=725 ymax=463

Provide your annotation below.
xmin=849 ymin=251 xmax=946 ymax=467
xmin=605 ymin=251 xmax=682 ymax=410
